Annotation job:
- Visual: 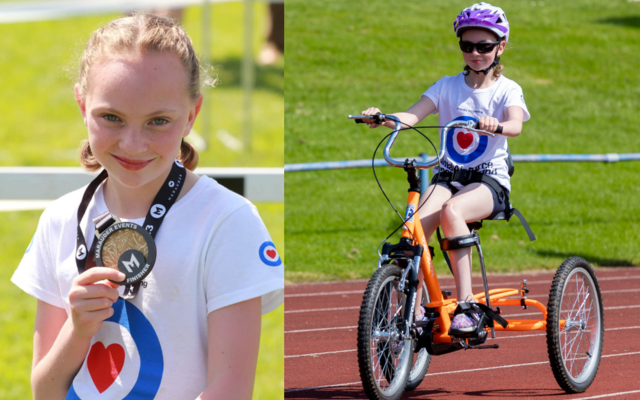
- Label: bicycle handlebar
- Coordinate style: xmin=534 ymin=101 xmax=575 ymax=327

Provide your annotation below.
xmin=348 ymin=113 xmax=498 ymax=169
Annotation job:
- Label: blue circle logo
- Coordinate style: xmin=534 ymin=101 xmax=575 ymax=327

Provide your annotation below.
xmin=66 ymin=299 xmax=164 ymax=399
xmin=259 ymin=241 xmax=282 ymax=267
xmin=445 ymin=116 xmax=488 ymax=164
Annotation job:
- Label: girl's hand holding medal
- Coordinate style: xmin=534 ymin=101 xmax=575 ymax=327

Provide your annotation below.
xmin=68 ymin=267 xmax=124 ymax=339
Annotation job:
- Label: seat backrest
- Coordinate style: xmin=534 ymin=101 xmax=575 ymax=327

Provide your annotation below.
xmin=507 ymin=147 xmax=515 ymax=177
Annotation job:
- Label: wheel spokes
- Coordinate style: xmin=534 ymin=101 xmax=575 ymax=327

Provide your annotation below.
xmin=370 ymin=278 xmax=407 ymax=391
xmin=559 ymin=271 xmax=599 ymax=379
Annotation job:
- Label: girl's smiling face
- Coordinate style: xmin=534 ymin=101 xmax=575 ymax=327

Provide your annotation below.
xmin=460 ymin=29 xmax=506 ymax=72
xmin=76 ymin=50 xmax=202 ymax=188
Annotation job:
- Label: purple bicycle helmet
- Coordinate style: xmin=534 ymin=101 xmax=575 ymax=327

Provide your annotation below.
xmin=454 ymin=2 xmax=510 ymax=43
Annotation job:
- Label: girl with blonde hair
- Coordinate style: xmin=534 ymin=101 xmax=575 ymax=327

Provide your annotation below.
xmin=12 ymin=14 xmax=283 ymax=399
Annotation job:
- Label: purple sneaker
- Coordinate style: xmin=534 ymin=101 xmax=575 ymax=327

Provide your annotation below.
xmin=449 ymin=310 xmax=482 ymax=335
xmin=449 ymin=302 xmax=482 ymax=335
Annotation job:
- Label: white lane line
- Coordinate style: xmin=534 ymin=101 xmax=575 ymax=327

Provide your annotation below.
xmin=501 ymin=304 xmax=640 ymax=319
xmin=285 ymin=351 xmax=640 ymax=393
xmin=285 ymin=303 xmax=640 ymax=316
xmin=286 ymin=349 xmax=356 ymax=359
xmin=286 ymin=290 xmax=363 ymax=298
xmin=603 ymin=304 xmax=640 ymax=311
xmin=286 ymin=306 xmax=360 ymax=314
xmin=285 ymin=276 xmax=640 ymax=298
xmin=572 ymin=389 xmax=640 ymax=399
xmin=607 ymin=325 xmax=640 ymax=331
xmin=285 ymin=326 xmax=640 ymax=357
xmin=284 ymin=304 xmax=639 ymax=315
xmin=500 ymin=288 xmax=639 ymax=299
xmin=286 ymin=325 xmax=357 ymax=334
xmin=286 ymin=305 xmax=640 ymax=332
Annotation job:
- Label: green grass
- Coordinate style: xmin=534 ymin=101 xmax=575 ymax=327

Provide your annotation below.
xmin=0 ymin=202 xmax=283 ymax=399
xmin=0 ymin=3 xmax=283 ymax=168
xmin=284 ymin=0 xmax=640 ymax=282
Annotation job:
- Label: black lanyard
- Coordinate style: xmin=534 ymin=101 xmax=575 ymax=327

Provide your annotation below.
xmin=75 ymin=160 xmax=186 ymax=299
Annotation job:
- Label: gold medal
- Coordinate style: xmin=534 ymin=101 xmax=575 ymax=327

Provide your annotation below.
xmin=94 ymin=221 xmax=157 ymax=286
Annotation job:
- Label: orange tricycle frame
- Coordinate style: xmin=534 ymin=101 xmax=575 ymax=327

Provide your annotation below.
xmin=401 ymin=189 xmax=559 ymax=344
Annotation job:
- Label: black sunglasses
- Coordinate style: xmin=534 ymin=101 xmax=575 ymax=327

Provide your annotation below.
xmin=459 ymin=40 xmax=501 ymax=54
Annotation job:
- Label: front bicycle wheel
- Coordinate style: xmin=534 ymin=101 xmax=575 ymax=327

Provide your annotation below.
xmin=405 ymin=280 xmax=431 ymax=391
xmin=358 ymin=264 xmax=413 ymax=400
xmin=547 ymin=257 xmax=604 ymax=393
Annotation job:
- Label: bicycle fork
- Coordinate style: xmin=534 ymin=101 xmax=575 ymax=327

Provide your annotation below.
xmin=399 ymin=250 xmax=424 ymax=339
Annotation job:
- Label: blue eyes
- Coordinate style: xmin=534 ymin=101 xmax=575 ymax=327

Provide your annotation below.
xmin=102 ymin=115 xmax=169 ymax=126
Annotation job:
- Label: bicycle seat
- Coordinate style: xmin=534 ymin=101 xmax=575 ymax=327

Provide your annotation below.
xmin=466 ymin=203 xmax=535 ymax=242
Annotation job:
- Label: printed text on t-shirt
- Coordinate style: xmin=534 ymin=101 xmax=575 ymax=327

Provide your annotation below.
xmin=440 ymin=159 xmax=498 ymax=175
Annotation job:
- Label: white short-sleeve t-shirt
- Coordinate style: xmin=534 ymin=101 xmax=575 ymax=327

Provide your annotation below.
xmin=11 ymin=175 xmax=284 ymax=400
xmin=423 ymin=72 xmax=530 ymax=192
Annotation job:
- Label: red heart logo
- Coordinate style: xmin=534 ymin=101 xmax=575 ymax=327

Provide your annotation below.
xmin=456 ymin=132 xmax=474 ymax=149
xmin=266 ymin=249 xmax=277 ymax=259
xmin=87 ymin=342 xmax=125 ymax=394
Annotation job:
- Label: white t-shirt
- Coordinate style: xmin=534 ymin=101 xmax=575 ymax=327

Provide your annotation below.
xmin=11 ymin=176 xmax=284 ymax=400
xmin=423 ymin=72 xmax=531 ymax=192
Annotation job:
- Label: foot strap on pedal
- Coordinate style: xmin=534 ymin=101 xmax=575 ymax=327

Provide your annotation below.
xmin=452 ymin=302 xmax=509 ymax=331
xmin=474 ymin=303 xmax=508 ymax=329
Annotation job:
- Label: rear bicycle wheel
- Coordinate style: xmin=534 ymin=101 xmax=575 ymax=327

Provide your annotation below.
xmin=405 ymin=280 xmax=431 ymax=391
xmin=547 ymin=257 xmax=604 ymax=393
xmin=358 ymin=264 xmax=413 ymax=400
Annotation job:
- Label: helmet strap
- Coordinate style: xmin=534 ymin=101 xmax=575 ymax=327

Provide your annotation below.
xmin=468 ymin=56 xmax=501 ymax=75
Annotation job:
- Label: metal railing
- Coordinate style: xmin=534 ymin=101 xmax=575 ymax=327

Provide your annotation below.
xmin=285 ymin=152 xmax=640 ymax=195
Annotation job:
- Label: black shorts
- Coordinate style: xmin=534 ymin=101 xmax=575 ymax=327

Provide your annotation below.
xmin=431 ymin=180 xmax=507 ymax=220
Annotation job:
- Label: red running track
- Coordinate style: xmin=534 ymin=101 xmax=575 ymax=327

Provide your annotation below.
xmin=285 ymin=267 xmax=640 ymax=399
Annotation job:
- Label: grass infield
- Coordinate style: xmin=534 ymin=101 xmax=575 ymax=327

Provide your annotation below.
xmin=284 ymin=0 xmax=640 ymax=282
xmin=0 ymin=3 xmax=283 ymax=168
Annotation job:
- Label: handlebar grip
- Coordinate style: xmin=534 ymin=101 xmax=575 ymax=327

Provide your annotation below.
xmin=353 ymin=112 xmax=385 ymax=124
xmin=473 ymin=121 xmax=503 ymax=134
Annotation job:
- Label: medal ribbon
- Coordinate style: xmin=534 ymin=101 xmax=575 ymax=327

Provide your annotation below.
xmin=75 ymin=160 xmax=186 ymax=299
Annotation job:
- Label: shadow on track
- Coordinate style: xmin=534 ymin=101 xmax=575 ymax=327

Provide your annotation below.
xmin=528 ymin=249 xmax=637 ymax=267
xmin=285 ymin=387 xmax=451 ymax=399
xmin=463 ymin=388 xmax=566 ymax=397
xmin=286 ymin=387 xmax=566 ymax=399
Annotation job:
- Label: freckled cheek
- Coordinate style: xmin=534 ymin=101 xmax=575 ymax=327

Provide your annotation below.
xmin=141 ymin=126 xmax=184 ymax=158
xmin=86 ymin=118 xmax=116 ymax=153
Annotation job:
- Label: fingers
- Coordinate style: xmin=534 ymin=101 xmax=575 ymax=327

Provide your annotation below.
xmin=361 ymin=107 xmax=382 ymax=128
xmin=70 ymin=282 xmax=120 ymax=303
xmin=69 ymin=268 xmax=122 ymax=338
xmin=478 ymin=117 xmax=499 ymax=133
xmin=71 ymin=267 xmax=123 ymax=303
xmin=72 ymin=297 xmax=114 ymax=313
xmin=76 ymin=267 xmax=125 ymax=286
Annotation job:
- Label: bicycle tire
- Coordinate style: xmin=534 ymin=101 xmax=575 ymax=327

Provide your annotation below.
xmin=405 ymin=280 xmax=431 ymax=391
xmin=358 ymin=264 xmax=414 ymax=400
xmin=546 ymin=257 xmax=604 ymax=393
